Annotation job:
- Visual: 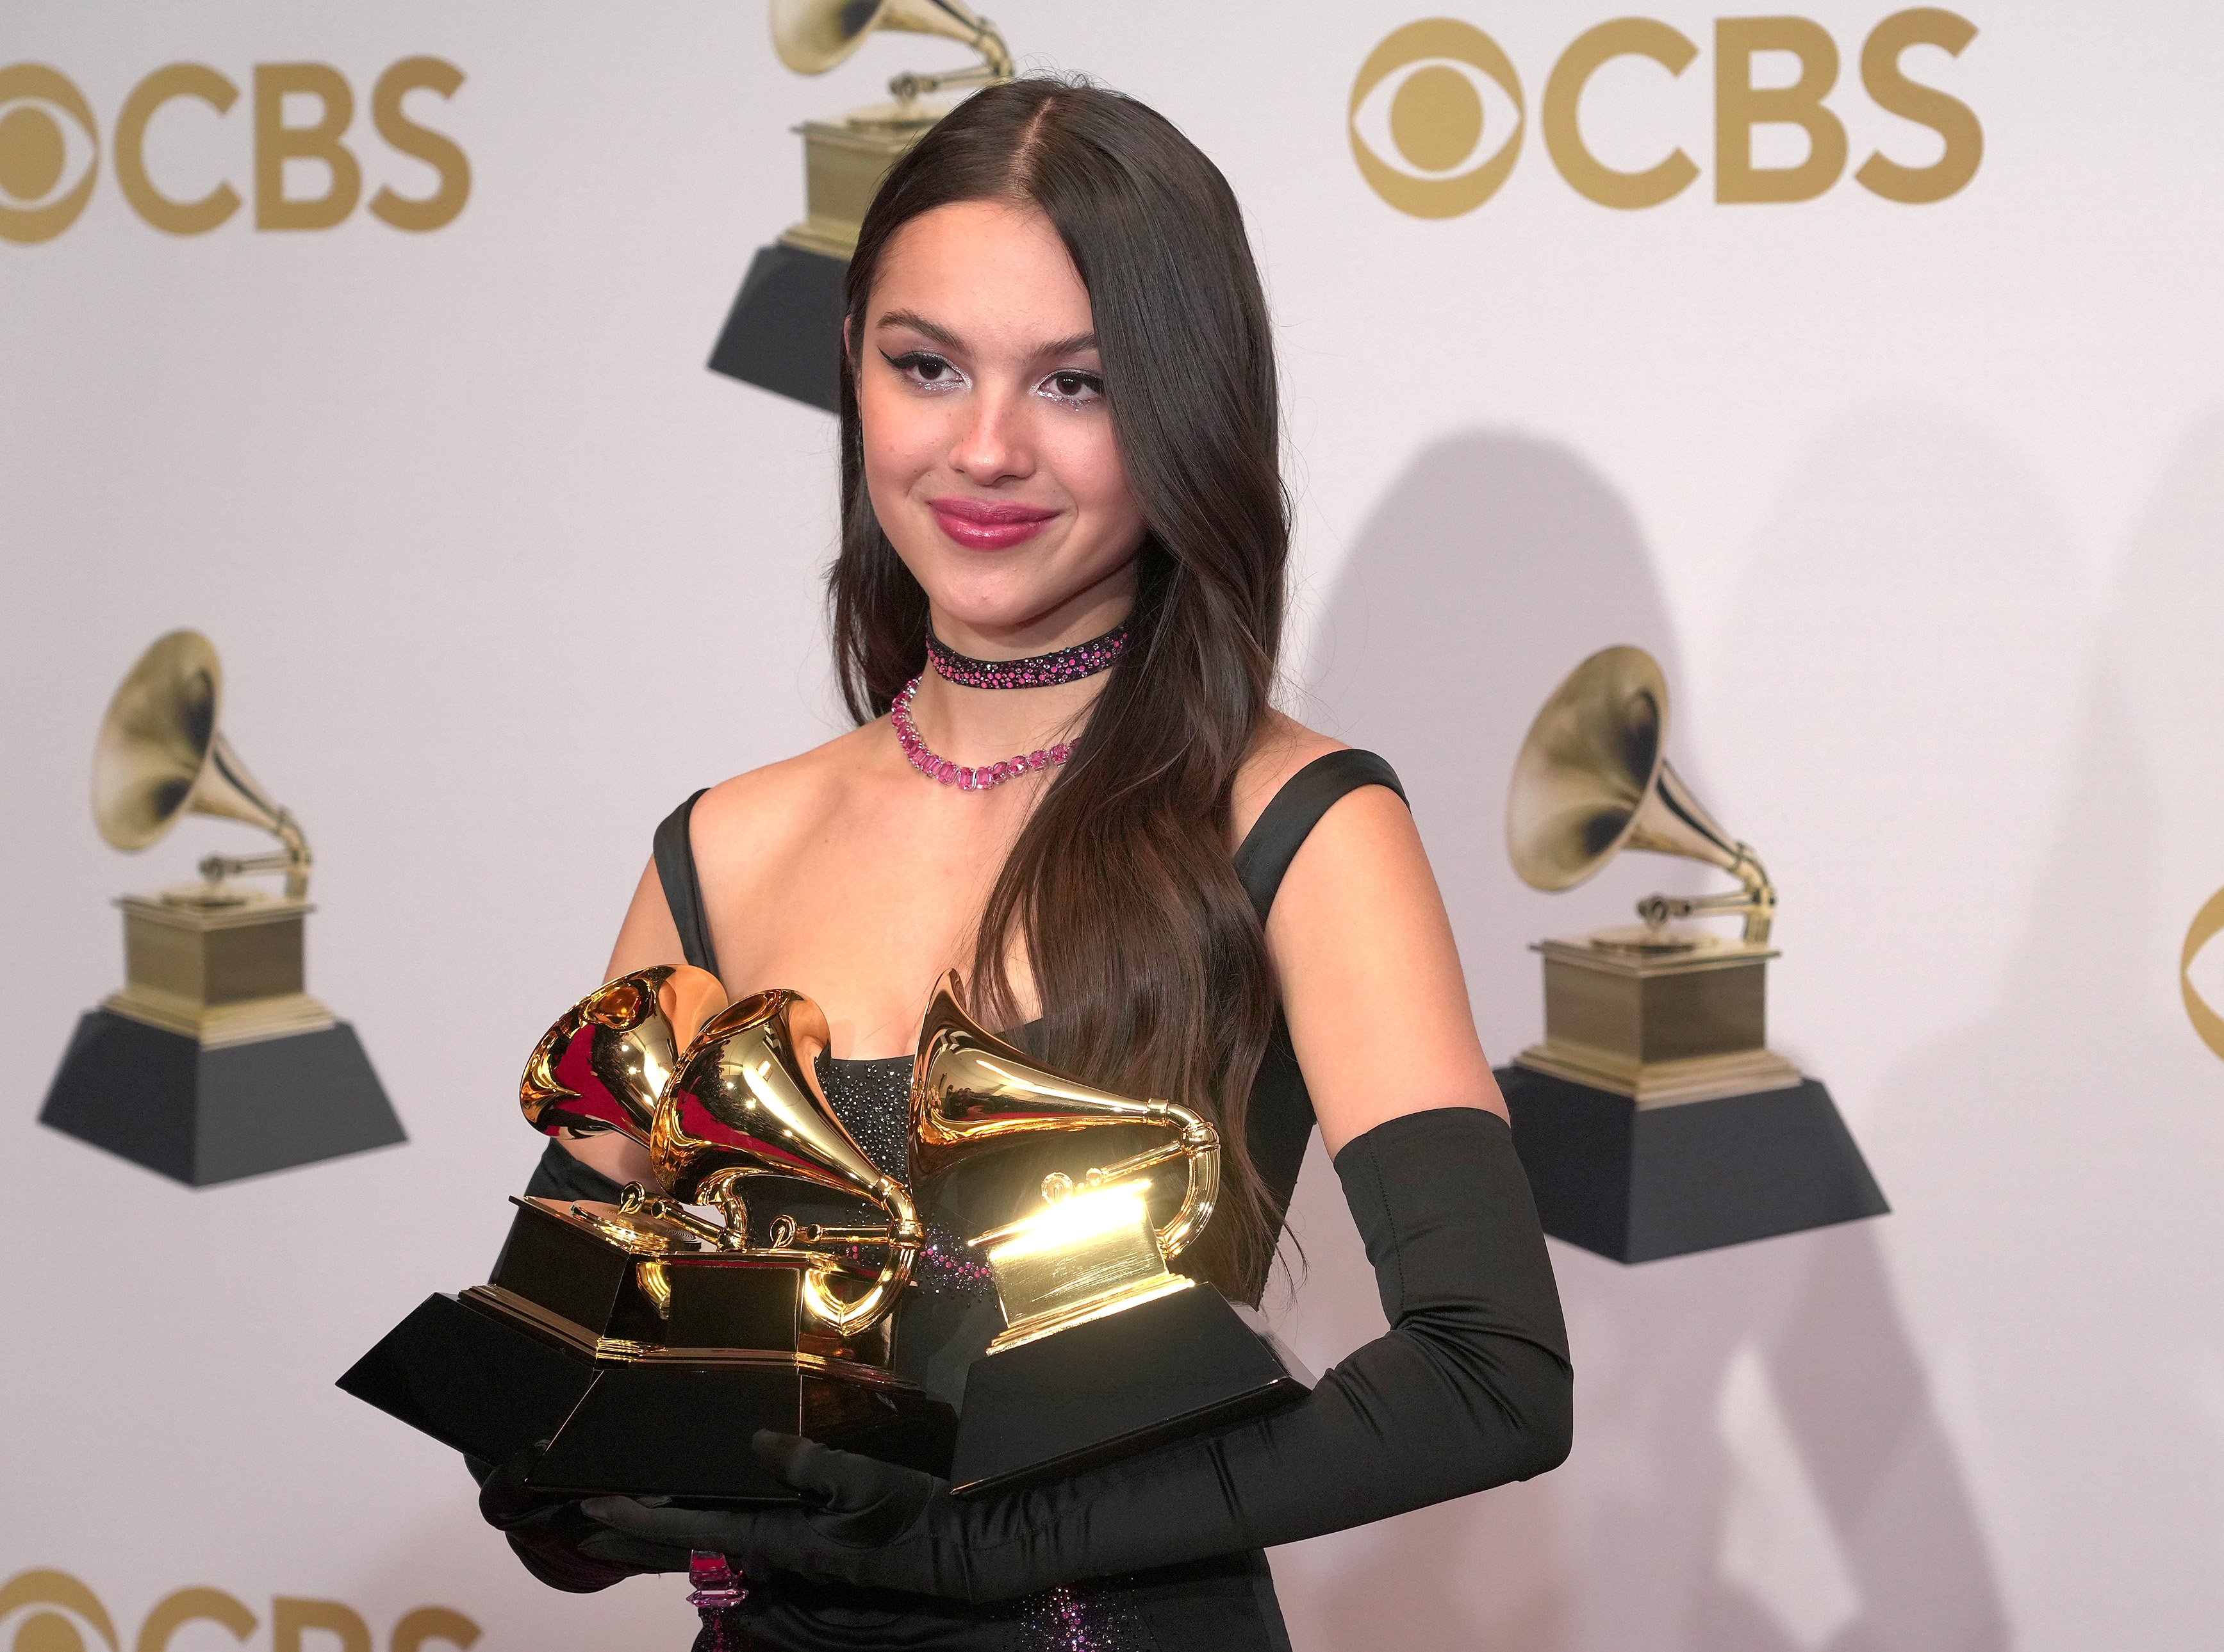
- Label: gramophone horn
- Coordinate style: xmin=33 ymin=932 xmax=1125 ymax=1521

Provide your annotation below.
xmin=92 ymin=630 xmax=311 ymax=900
xmin=651 ymin=989 xmax=921 ymax=1335
xmin=911 ymin=973 xmax=1221 ymax=1262
xmin=771 ymin=0 xmax=1013 ymax=85
xmin=521 ymin=965 xmax=729 ymax=1144
xmin=1506 ymin=645 xmax=1774 ymax=944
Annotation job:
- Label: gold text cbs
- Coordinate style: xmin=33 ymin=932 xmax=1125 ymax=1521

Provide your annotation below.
xmin=0 ymin=58 xmax=468 ymax=245
xmin=1352 ymin=11 xmax=1981 ymax=216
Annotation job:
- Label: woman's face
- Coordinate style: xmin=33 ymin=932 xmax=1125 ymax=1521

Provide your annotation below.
xmin=857 ymin=199 xmax=1146 ymax=651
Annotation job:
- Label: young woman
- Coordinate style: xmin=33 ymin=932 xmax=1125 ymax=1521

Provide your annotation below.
xmin=480 ymin=78 xmax=1570 ymax=1651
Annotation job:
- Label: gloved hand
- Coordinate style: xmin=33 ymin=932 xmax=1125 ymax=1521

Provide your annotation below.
xmin=588 ymin=1431 xmax=975 ymax=1598
xmin=588 ymin=1108 xmax=1574 ymax=1606
xmin=478 ymin=1441 xmax=696 ymax=1592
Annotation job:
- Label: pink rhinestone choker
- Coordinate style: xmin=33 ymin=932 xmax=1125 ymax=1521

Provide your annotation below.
xmin=891 ymin=677 xmax=1073 ymax=791
xmin=925 ymin=622 xmax=1128 ymax=690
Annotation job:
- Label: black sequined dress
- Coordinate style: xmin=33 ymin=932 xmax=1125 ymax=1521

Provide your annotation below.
xmin=525 ymin=751 xmax=1406 ymax=1652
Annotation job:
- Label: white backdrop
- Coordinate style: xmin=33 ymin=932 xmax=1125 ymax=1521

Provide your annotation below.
xmin=4 ymin=3 xmax=2223 ymax=1648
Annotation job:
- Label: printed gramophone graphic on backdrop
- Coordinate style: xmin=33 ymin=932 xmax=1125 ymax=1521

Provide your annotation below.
xmin=1494 ymin=646 xmax=1886 ymax=1263
xmin=40 ymin=631 xmax=402 ymax=1186
xmin=340 ymin=969 xmax=955 ymax=1501
xmin=708 ymin=0 xmax=1014 ymax=411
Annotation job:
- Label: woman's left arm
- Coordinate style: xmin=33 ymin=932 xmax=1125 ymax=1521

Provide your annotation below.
xmin=583 ymin=781 xmax=1572 ymax=1602
xmin=1265 ymin=780 xmax=1506 ymax=1153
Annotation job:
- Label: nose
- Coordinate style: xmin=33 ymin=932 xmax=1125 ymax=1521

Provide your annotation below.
xmin=948 ymin=383 xmax=1034 ymax=487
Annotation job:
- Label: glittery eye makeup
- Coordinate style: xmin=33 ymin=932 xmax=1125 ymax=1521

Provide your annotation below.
xmin=1035 ymin=368 xmax=1105 ymax=408
xmin=882 ymin=349 xmax=969 ymax=393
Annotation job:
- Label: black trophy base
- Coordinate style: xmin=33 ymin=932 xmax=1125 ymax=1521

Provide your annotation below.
xmin=1498 ymin=1066 xmax=1888 ymax=1264
xmin=707 ymin=242 xmax=846 ymax=414
xmin=949 ymin=1283 xmax=1312 ymax=1498
xmin=338 ymin=1293 xmax=957 ymax=1505
xmin=40 ymin=1008 xmax=404 ymax=1187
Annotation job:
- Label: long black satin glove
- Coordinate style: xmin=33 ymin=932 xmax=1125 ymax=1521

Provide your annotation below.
xmin=476 ymin=1442 xmax=695 ymax=1592
xmin=586 ymin=1107 xmax=1572 ymax=1605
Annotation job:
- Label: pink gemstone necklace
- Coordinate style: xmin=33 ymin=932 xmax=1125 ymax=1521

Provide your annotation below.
xmin=892 ymin=621 xmax=1127 ymax=792
xmin=891 ymin=675 xmax=1075 ymax=791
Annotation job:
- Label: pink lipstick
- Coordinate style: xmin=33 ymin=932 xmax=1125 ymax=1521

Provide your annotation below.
xmin=929 ymin=495 xmax=1060 ymax=550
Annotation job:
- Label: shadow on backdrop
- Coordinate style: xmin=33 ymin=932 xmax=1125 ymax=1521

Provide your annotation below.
xmin=1271 ymin=431 xmax=2004 ymax=1651
xmin=1854 ymin=412 xmax=2224 ymax=1642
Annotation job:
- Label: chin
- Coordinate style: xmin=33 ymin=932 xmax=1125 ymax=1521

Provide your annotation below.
xmin=916 ymin=556 xmax=1061 ymax=625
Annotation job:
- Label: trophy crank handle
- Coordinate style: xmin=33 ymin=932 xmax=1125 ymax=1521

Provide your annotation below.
xmin=1636 ymin=843 xmax=1775 ymax=945
xmin=1042 ymin=1102 xmax=1223 ymax=1263
xmin=887 ymin=63 xmax=1005 ymax=103
xmin=195 ymin=807 xmax=313 ymax=900
xmin=1083 ymin=1137 xmax=1187 ymax=1188
xmin=771 ymin=1219 xmax=892 ymax=1246
xmin=798 ymin=1179 xmax=922 ymax=1337
xmin=620 ymin=1183 xmax=748 ymax=1252
xmin=1636 ymin=884 xmax=1777 ymax=943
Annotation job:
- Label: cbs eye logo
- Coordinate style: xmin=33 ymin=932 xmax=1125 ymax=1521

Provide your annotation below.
xmin=2182 ymin=884 xmax=2224 ymax=1064
xmin=0 ymin=65 xmax=99 ymax=244
xmin=0 ymin=58 xmax=468 ymax=245
xmin=1349 ymin=21 xmax=1526 ymax=219
xmin=1351 ymin=10 xmax=1982 ymax=215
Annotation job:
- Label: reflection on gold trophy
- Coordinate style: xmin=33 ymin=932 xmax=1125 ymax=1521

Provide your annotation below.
xmin=343 ymin=972 xmax=950 ymax=1500
xmin=913 ymin=973 xmax=1219 ymax=1351
xmin=771 ymin=0 xmax=1014 ymax=258
xmin=41 ymin=630 xmax=401 ymax=1185
xmin=645 ymin=987 xmax=924 ymax=1334
xmin=910 ymin=973 xmax=1306 ymax=1494
xmin=1507 ymin=645 xmax=1802 ymax=1106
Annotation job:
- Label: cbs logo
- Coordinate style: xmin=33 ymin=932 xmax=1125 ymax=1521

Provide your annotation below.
xmin=1351 ymin=10 xmax=1980 ymax=216
xmin=0 ymin=1571 xmax=477 ymax=1652
xmin=2182 ymin=885 xmax=2224 ymax=1064
xmin=0 ymin=58 xmax=468 ymax=245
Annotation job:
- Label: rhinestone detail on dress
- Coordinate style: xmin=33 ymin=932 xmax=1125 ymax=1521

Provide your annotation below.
xmin=816 ymin=1053 xmax=992 ymax=1296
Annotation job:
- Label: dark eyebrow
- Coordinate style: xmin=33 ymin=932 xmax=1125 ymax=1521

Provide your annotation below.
xmin=875 ymin=309 xmax=962 ymax=349
xmin=873 ymin=310 xmax=1098 ymax=363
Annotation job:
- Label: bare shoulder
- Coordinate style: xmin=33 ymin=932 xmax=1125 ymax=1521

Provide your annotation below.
xmin=1235 ymin=711 xmax=1429 ymax=954
xmin=688 ymin=720 xmax=884 ymax=864
xmin=607 ymin=722 xmax=883 ymax=979
xmin=1230 ymin=710 xmax=1348 ymax=846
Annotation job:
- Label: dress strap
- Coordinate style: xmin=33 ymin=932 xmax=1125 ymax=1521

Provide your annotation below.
xmin=1233 ymin=749 xmax=1408 ymax=923
xmin=653 ymin=789 xmax=722 ymax=979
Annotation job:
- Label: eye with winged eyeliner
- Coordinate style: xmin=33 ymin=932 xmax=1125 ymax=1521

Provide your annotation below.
xmin=881 ymin=349 xmax=969 ymax=393
xmin=877 ymin=351 xmax=1105 ymax=407
xmin=1035 ymin=369 xmax=1105 ymax=408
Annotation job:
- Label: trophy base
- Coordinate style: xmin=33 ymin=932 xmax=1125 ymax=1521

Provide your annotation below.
xmin=1497 ymin=1065 xmax=1888 ymax=1263
xmin=338 ymin=1291 xmax=957 ymax=1505
xmin=39 ymin=1007 xmax=404 ymax=1186
xmin=707 ymin=242 xmax=846 ymax=414
xmin=949 ymin=1284 xmax=1313 ymax=1498
xmin=1522 ymin=936 xmax=1800 ymax=1106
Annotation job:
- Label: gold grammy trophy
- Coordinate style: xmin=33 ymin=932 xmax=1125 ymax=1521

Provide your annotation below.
xmin=709 ymin=0 xmax=1015 ymax=409
xmin=40 ymin=631 xmax=402 ymax=1185
xmin=1495 ymin=645 xmax=1886 ymax=1262
xmin=341 ymin=971 xmax=954 ymax=1501
xmin=910 ymin=974 xmax=1310 ymax=1496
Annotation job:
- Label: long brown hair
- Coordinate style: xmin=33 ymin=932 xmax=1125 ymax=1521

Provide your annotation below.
xmin=829 ymin=80 xmax=1289 ymax=1298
